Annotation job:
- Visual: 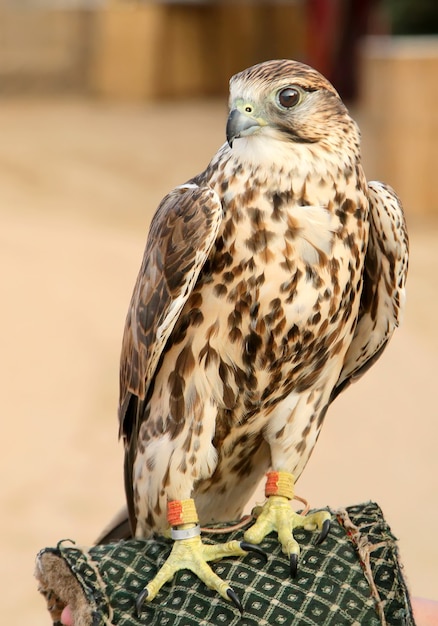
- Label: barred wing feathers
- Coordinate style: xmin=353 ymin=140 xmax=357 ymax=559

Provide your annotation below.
xmin=334 ymin=181 xmax=409 ymax=397
xmin=119 ymin=183 xmax=223 ymax=441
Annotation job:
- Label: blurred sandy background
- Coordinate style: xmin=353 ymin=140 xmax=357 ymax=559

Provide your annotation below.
xmin=0 ymin=2 xmax=437 ymax=624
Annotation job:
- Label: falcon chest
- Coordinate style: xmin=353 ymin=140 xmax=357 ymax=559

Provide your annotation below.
xmin=193 ymin=160 xmax=368 ymax=410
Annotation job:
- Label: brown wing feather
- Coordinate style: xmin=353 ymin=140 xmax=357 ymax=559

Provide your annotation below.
xmin=333 ymin=181 xmax=409 ymax=399
xmin=119 ymin=183 xmax=223 ymax=440
xmin=119 ymin=183 xmax=223 ymax=534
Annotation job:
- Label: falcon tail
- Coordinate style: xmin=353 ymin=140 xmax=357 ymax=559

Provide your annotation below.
xmin=95 ymin=507 xmax=132 ymax=545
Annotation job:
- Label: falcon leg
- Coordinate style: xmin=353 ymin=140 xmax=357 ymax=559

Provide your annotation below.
xmin=243 ymin=471 xmax=330 ymax=577
xmin=136 ymin=498 xmax=264 ymax=615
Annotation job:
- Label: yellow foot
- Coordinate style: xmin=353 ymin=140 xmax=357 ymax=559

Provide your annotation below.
xmin=243 ymin=495 xmax=331 ymax=577
xmin=136 ymin=531 xmax=265 ymax=615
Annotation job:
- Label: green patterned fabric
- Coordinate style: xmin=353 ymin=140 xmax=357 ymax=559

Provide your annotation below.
xmin=35 ymin=502 xmax=414 ymax=626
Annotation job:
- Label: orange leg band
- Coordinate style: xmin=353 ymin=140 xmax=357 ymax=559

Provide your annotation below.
xmin=265 ymin=471 xmax=295 ymax=499
xmin=167 ymin=498 xmax=199 ymax=527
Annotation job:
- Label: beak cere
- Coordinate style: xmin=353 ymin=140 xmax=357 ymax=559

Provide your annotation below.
xmin=226 ymin=109 xmax=262 ymax=147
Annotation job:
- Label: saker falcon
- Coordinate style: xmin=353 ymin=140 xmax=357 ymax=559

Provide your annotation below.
xmin=115 ymin=59 xmax=409 ymax=613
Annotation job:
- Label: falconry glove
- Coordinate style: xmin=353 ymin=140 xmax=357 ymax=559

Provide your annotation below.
xmin=35 ymin=502 xmax=414 ymax=626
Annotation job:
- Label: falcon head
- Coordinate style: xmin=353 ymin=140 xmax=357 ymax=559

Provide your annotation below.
xmin=226 ymin=59 xmax=358 ymax=157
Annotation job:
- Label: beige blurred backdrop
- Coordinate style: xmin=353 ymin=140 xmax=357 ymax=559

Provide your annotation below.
xmin=0 ymin=2 xmax=437 ymax=624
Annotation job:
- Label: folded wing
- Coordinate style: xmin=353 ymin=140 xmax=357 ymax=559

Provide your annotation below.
xmin=333 ymin=181 xmax=409 ymax=399
xmin=119 ymin=183 xmax=223 ymax=434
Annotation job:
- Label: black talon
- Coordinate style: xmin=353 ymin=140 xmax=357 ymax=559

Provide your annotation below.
xmin=226 ymin=587 xmax=243 ymax=615
xmin=240 ymin=541 xmax=268 ymax=561
xmin=316 ymin=518 xmax=331 ymax=545
xmin=136 ymin=588 xmax=149 ymax=617
xmin=290 ymin=553 xmax=298 ymax=578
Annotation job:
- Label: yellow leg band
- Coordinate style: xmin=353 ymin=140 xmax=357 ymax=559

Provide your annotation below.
xmin=265 ymin=471 xmax=295 ymax=500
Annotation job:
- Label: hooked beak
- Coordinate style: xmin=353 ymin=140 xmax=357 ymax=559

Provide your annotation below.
xmin=226 ymin=109 xmax=262 ymax=148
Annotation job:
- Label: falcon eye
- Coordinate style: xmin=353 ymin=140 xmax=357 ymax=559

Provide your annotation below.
xmin=277 ymin=87 xmax=301 ymax=109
